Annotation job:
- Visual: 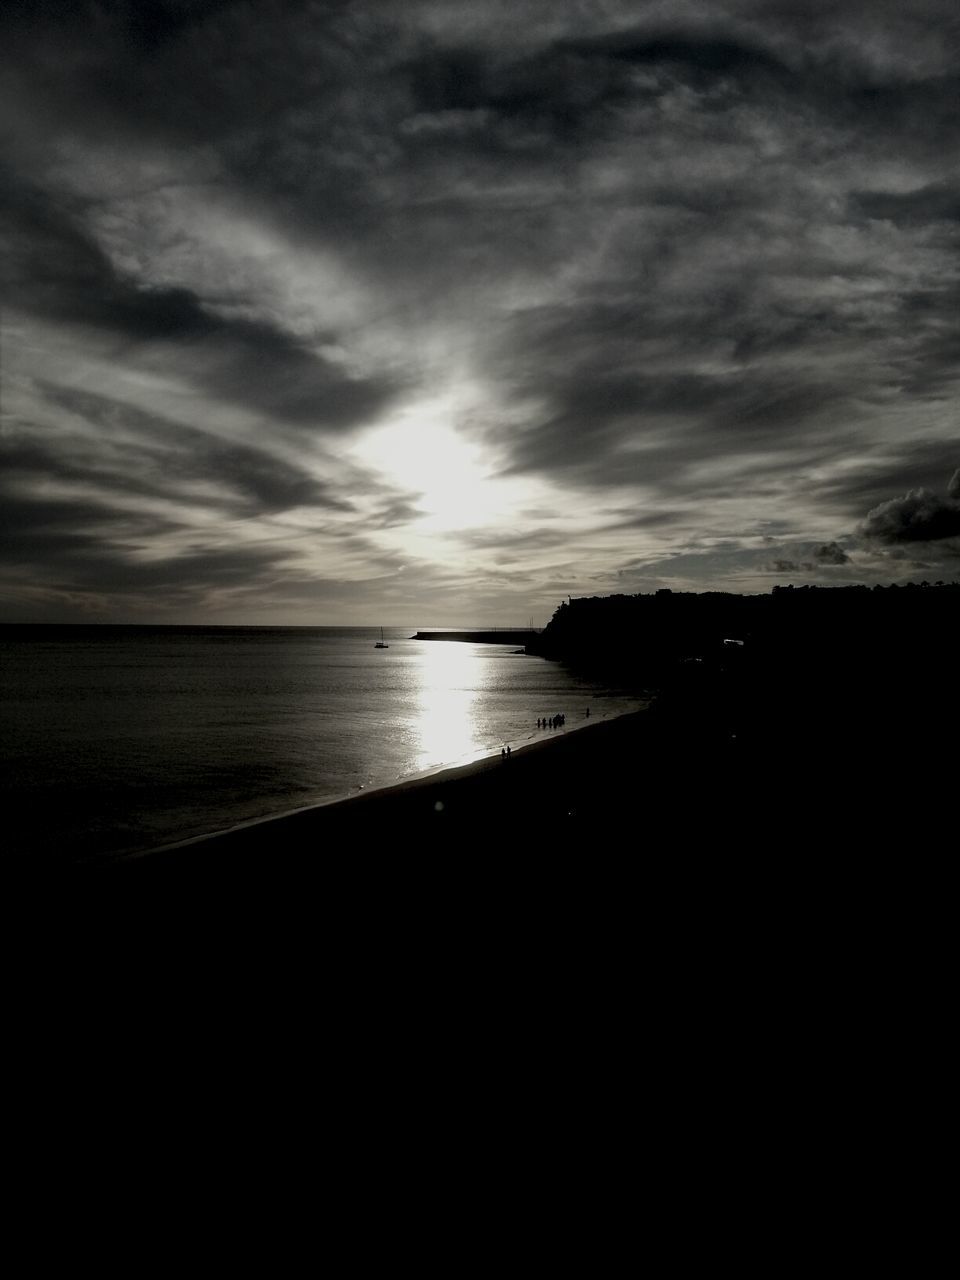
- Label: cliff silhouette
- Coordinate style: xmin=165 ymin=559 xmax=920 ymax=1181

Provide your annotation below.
xmin=528 ymin=583 xmax=959 ymax=791
xmin=529 ymin=582 xmax=959 ymax=672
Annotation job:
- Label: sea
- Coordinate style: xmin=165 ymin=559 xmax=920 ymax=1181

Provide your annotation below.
xmin=1 ymin=625 xmax=645 ymax=866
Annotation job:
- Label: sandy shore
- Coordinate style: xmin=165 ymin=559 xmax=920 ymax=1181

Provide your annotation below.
xmin=42 ymin=650 xmax=936 ymax=913
xmin=97 ymin=706 xmax=653 ymax=875
xmin=126 ymin=703 xmax=645 ymax=858
xmin=14 ymin=703 xmax=669 ymax=904
xmin=25 ymin=676 xmax=945 ymax=1006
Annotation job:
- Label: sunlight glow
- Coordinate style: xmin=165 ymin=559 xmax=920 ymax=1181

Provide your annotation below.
xmin=412 ymin=641 xmax=485 ymax=771
xmin=352 ymin=395 xmax=513 ymax=532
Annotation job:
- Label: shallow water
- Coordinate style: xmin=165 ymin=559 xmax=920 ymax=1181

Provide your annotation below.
xmin=1 ymin=625 xmax=643 ymax=864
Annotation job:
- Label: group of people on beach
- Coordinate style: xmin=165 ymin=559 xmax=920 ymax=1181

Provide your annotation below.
xmin=537 ymin=713 xmax=567 ymax=729
xmin=501 ymin=708 xmax=591 ymax=759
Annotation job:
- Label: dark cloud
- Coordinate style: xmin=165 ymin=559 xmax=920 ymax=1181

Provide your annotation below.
xmin=861 ymin=484 xmax=960 ymax=544
xmin=815 ymin=542 xmax=851 ymax=565
xmin=770 ymin=559 xmax=815 ymax=574
xmin=0 ymin=476 xmax=338 ymax=615
xmin=555 ymin=28 xmax=790 ymax=81
xmin=0 ymin=0 xmax=248 ymax=44
xmin=459 ymin=527 xmax=575 ymax=552
xmin=606 ymin=510 xmax=687 ymax=531
xmin=95 ymin=0 xmax=251 ymax=53
xmin=56 ymin=544 xmax=294 ymax=594
xmin=0 ymin=491 xmax=181 ymax=562
xmin=25 ymin=384 xmax=354 ymax=517
xmin=487 ymin=296 xmax=868 ymax=490
xmin=1 ymin=175 xmax=399 ymax=431
xmin=368 ymin=500 xmax=426 ymax=529
xmin=815 ymin=441 xmax=960 ymax=519
xmin=851 ymin=183 xmax=960 ymax=227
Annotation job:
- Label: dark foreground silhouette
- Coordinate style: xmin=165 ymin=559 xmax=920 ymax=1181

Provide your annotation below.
xmin=14 ymin=584 xmax=957 ymax=938
xmin=14 ymin=586 xmax=954 ymax=1160
xmin=10 ymin=586 xmax=952 ymax=1225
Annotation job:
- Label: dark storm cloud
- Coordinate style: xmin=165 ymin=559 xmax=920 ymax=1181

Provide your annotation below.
xmin=815 ymin=441 xmax=960 ymax=520
xmin=861 ymin=484 xmax=960 ymax=544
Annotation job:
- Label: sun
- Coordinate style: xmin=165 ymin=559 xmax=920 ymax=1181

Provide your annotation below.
xmin=351 ymin=397 xmax=512 ymax=532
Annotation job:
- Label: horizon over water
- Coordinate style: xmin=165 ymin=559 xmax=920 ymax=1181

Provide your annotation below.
xmin=1 ymin=625 xmax=645 ymax=867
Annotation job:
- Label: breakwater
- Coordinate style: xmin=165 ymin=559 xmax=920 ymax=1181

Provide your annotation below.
xmin=411 ymin=630 xmax=538 ymax=645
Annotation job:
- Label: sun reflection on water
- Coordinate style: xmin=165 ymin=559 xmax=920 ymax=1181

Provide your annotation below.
xmin=413 ymin=642 xmax=485 ymax=772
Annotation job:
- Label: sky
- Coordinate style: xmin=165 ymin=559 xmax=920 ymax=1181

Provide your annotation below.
xmin=2 ymin=0 xmax=958 ymax=625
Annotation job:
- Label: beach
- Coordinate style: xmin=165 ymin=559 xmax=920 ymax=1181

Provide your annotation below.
xmin=90 ymin=707 xmax=657 ymax=878
xmin=25 ymin=612 xmax=955 ymax=923
xmin=21 ymin=665 xmax=953 ymax=1066
xmin=68 ymin=694 xmax=757 ymax=913
xmin=2 ymin=625 xmax=646 ymax=862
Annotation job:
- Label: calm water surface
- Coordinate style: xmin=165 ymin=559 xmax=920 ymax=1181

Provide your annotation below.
xmin=1 ymin=626 xmax=644 ymax=864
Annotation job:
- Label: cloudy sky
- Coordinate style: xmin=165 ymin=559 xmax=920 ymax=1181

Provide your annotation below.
xmin=2 ymin=0 xmax=958 ymax=624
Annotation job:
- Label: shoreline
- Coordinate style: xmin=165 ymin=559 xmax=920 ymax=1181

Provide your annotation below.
xmin=107 ymin=701 xmax=649 ymax=868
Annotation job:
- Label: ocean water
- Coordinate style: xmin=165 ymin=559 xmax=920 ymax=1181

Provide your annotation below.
xmin=1 ymin=626 xmax=644 ymax=865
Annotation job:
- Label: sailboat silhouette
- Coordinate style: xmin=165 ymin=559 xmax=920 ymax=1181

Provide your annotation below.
xmin=374 ymin=628 xmax=389 ymax=649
